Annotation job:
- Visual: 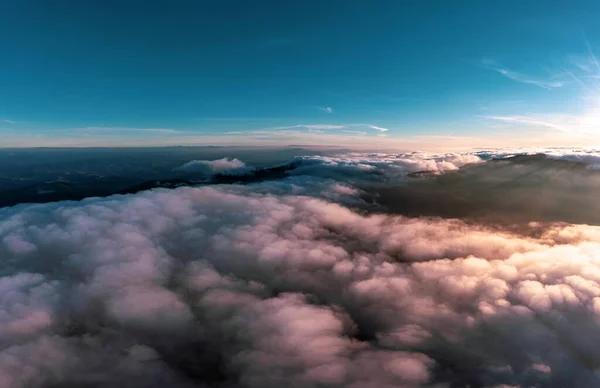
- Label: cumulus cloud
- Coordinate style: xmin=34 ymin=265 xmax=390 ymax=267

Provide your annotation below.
xmin=544 ymin=149 xmax=600 ymax=169
xmin=286 ymin=152 xmax=484 ymax=185
xmin=6 ymin=148 xmax=600 ymax=387
xmin=3 ymin=180 xmax=600 ymax=387
xmin=174 ymin=157 xmax=255 ymax=176
xmin=297 ymin=149 xmax=600 ymax=185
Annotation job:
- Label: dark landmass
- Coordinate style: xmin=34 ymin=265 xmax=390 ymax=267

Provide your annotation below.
xmin=4 ymin=152 xmax=600 ymax=229
xmin=372 ymin=153 xmax=600 ymax=225
xmin=0 ymin=147 xmax=330 ymax=208
xmin=116 ymin=161 xmax=302 ymax=195
xmin=407 ymin=170 xmax=438 ymax=178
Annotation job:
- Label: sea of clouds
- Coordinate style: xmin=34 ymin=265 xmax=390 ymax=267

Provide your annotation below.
xmin=3 ymin=148 xmax=600 ymax=387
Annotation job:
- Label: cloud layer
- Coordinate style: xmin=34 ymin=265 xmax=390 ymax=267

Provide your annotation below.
xmin=3 ymin=170 xmax=600 ymax=387
xmin=4 ymin=149 xmax=600 ymax=386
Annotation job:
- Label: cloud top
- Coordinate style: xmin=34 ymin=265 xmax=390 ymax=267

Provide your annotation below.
xmin=2 ymin=180 xmax=600 ymax=386
xmin=174 ymin=157 xmax=254 ymax=176
xmin=3 ymin=148 xmax=600 ymax=386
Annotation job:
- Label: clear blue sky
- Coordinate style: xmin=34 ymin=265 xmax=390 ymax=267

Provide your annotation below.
xmin=1 ymin=1 xmax=600 ymax=148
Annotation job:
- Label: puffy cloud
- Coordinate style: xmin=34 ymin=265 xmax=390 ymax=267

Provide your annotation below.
xmin=291 ymin=149 xmax=600 ymax=184
xmin=276 ymin=152 xmax=485 ymax=191
xmin=297 ymin=152 xmax=484 ymax=175
xmin=174 ymin=157 xmax=255 ymax=176
xmin=5 ymin=147 xmax=600 ymax=386
xmin=475 ymin=148 xmax=600 ymax=167
xmin=3 ymin=182 xmax=600 ymax=387
xmin=545 ymin=150 xmax=600 ymax=170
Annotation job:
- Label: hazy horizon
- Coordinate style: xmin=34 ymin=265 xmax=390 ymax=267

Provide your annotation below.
xmin=2 ymin=1 xmax=600 ymax=149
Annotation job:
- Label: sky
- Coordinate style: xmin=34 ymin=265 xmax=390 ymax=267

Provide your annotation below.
xmin=1 ymin=0 xmax=600 ymax=149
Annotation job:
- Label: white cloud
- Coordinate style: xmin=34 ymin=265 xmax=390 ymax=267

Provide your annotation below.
xmin=369 ymin=125 xmax=389 ymax=132
xmin=481 ymin=46 xmax=600 ymax=140
xmin=496 ymin=68 xmax=564 ymax=89
xmin=571 ymin=54 xmax=597 ymax=73
xmin=483 ymin=104 xmax=600 ymax=137
xmin=262 ymin=123 xmax=390 ymax=136
xmin=85 ymin=127 xmax=183 ymax=134
xmin=484 ymin=115 xmax=566 ymax=131
xmin=3 ymin=179 xmax=600 ymax=386
xmin=6 ymin=149 xmax=600 ymax=386
xmin=340 ymin=130 xmax=366 ymax=136
xmin=483 ymin=59 xmax=564 ymax=89
xmin=174 ymin=157 xmax=254 ymax=176
xmin=304 ymin=124 xmax=341 ymax=130
xmin=320 ymin=107 xmax=334 ymax=113
xmin=2 ymin=120 xmax=16 ymax=125
xmin=267 ymin=124 xmax=345 ymax=131
xmin=286 ymin=152 xmax=485 ymax=184
xmin=583 ymin=34 xmax=600 ymax=74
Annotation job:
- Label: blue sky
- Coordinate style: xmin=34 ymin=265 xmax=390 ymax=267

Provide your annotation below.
xmin=1 ymin=0 xmax=600 ymax=148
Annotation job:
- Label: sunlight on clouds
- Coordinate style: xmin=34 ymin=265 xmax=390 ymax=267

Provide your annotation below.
xmin=483 ymin=41 xmax=600 ymax=142
xmin=485 ymin=96 xmax=600 ymax=138
xmin=369 ymin=125 xmax=389 ymax=132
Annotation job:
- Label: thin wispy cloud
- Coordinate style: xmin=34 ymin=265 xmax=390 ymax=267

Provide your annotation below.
xmin=571 ymin=55 xmax=596 ymax=73
xmin=482 ymin=59 xmax=564 ymax=89
xmin=229 ymin=126 xmax=377 ymax=139
xmin=583 ymin=33 xmax=600 ymax=74
xmin=251 ymin=130 xmax=308 ymax=136
xmin=483 ymin=115 xmax=566 ymax=131
xmin=2 ymin=119 xmax=16 ymax=125
xmin=341 ymin=130 xmax=367 ymax=136
xmin=248 ymin=130 xmax=274 ymax=135
xmin=320 ymin=106 xmax=333 ymax=113
xmin=560 ymin=68 xmax=594 ymax=92
xmin=369 ymin=125 xmax=389 ymax=132
xmin=304 ymin=124 xmax=341 ymax=130
xmin=267 ymin=124 xmax=345 ymax=131
xmin=495 ymin=68 xmax=564 ymax=89
xmin=483 ymin=107 xmax=600 ymax=137
xmin=85 ymin=127 xmax=183 ymax=134
xmin=565 ymin=40 xmax=600 ymax=92
xmin=196 ymin=117 xmax=279 ymax=122
xmin=481 ymin=41 xmax=600 ymax=138
xmin=261 ymin=123 xmax=392 ymax=135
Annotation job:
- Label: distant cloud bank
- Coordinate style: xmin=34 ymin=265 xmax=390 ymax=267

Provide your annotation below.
xmin=174 ymin=157 xmax=255 ymax=176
